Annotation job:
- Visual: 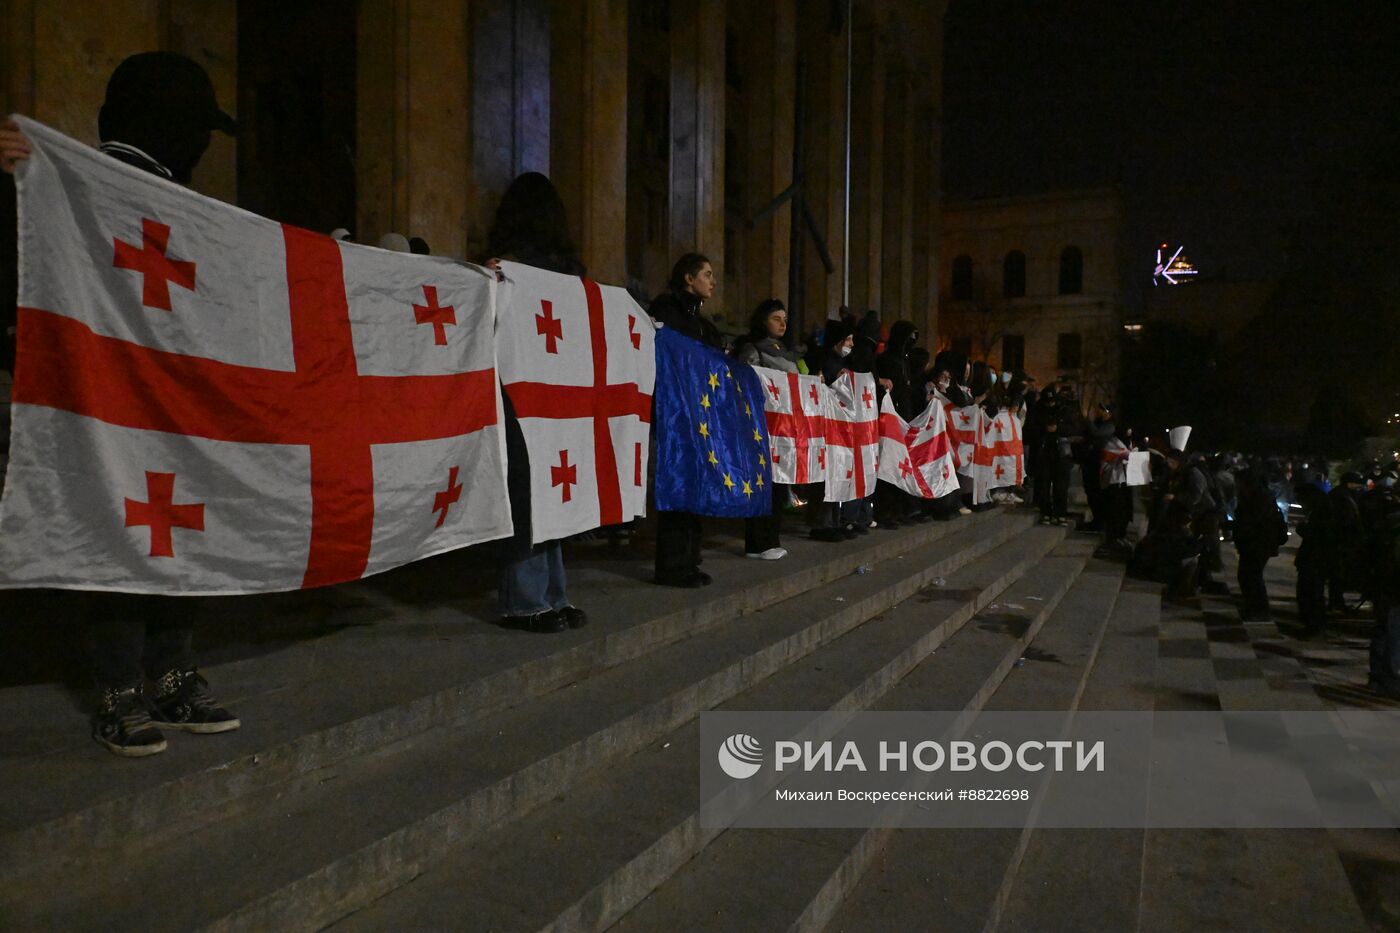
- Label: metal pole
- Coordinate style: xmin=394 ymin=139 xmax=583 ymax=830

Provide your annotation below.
xmin=841 ymin=0 xmax=853 ymax=312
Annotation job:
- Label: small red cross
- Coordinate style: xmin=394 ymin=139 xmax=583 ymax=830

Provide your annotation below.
xmin=862 ymin=387 xmax=874 ymax=409
xmin=413 ymin=285 xmax=457 ymax=346
xmin=552 ymin=449 xmax=577 ymax=502
xmin=634 ymin=442 xmax=643 ymax=486
xmin=900 ymin=458 xmax=915 ymax=478
xmin=771 ymin=450 xmax=781 ymax=463
xmin=846 ymin=468 xmax=854 ymax=479
xmin=818 ymin=448 xmax=826 ymax=469
xmin=768 ymin=381 xmax=782 ymax=401
xmin=124 ymin=471 xmax=205 ymax=558
xmin=432 ymin=466 xmax=462 ymax=528
xmin=994 ymin=420 xmax=1004 ymax=434
xmin=995 ymin=463 xmax=1006 ymax=479
xmin=537 ymin=299 xmax=563 ymax=353
xmin=112 ymin=218 xmax=196 ymax=312
xmin=628 ymin=314 xmax=642 ymax=350
xmin=960 ymin=413 xmax=972 ymax=426
xmin=808 ymin=383 xmax=821 ymax=407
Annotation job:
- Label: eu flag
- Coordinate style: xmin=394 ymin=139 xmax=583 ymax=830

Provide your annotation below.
xmin=653 ymin=327 xmax=772 ymax=517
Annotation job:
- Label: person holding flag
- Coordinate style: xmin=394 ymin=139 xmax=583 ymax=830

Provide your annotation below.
xmin=1 ymin=53 xmax=241 ymax=756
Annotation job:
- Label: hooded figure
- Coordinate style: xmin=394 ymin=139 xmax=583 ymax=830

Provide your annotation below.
xmin=98 ymin=51 xmax=237 ymax=183
xmin=875 ymin=320 xmax=919 ymax=413
xmin=845 ymin=310 xmax=882 ymax=374
xmin=820 ymin=316 xmax=856 ymax=384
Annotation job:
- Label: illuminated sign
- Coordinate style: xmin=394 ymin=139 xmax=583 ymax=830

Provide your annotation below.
xmin=1153 ymin=243 xmax=1198 ymax=286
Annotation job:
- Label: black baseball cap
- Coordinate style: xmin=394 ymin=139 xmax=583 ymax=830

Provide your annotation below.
xmin=104 ymin=51 xmax=237 ymax=134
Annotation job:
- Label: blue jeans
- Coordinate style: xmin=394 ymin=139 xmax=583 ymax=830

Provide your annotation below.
xmin=499 ymin=542 xmax=569 ymax=616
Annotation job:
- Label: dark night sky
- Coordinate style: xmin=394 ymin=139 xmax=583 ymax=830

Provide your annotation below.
xmin=942 ymin=1 xmax=1400 ymax=289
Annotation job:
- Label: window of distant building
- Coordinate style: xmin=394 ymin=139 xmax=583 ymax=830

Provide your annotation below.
xmin=1002 ymin=251 xmax=1026 ymax=298
xmin=951 ymin=254 xmax=974 ymax=300
xmin=1057 ymin=332 xmax=1082 ymax=370
xmin=1058 ymin=246 xmax=1083 ymax=295
xmin=1001 ymin=335 xmax=1025 ymax=372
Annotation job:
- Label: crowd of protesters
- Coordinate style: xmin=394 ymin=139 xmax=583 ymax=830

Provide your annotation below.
xmin=2 ymin=50 xmax=1395 ymax=765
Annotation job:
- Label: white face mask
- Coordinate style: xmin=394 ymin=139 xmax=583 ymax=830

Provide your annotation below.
xmin=836 ymin=345 xmax=852 ymax=358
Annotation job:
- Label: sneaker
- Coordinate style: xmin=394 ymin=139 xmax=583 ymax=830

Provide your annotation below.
xmin=558 ymin=605 xmax=589 ymax=629
xmin=746 ymin=547 xmax=788 ymax=560
xmin=151 ymin=668 xmax=241 ymax=733
xmin=958 ymin=507 xmax=973 ymax=515
xmin=500 ymin=610 xmax=568 ymax=634
xmin=92 ymin=686 xmax=167 ymax=757
xmin=1038 ymin=515 xmax=1053 ymax=526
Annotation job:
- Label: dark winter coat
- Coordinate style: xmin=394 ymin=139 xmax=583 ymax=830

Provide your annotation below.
xmin=1234 ymin=485 xmax=1288 ymax=558
xmin=648 ymin=287 xmax=723 ymax=350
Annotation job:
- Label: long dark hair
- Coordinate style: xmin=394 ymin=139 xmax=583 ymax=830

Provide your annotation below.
xmin=667 ymin=252 xmax=711 ymax=294
xmin=748 ymin=298 xmax=787 ymax=342
xmin=485 ymin=172 xmax=583 ymax=275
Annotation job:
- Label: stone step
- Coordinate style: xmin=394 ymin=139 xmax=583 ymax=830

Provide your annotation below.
xmin=0 ymin=508 xmax=1004 ymax=885
xmin=605 ymin=543 xmax=1105 ymax=933
xmin=4 ymin=513 xmax=1036 ymax=932
xmin=330 ymin=526 xmax=1074 ymax=933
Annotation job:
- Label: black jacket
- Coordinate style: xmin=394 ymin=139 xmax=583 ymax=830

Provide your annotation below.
xmin=648 ymin=287 xmax=723 ymax=350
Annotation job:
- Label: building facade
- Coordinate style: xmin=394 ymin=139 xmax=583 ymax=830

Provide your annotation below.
xmin=0 ymin=0 xmax=948 ymax=343
xmin=939 ymin=188 xmax=1124 ymax=407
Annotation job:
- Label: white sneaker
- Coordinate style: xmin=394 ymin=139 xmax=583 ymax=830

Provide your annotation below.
xmin=746 ymin=547 xmax=788 ymax=560
xmin=958 ymin=507 xmax=972 ymax=515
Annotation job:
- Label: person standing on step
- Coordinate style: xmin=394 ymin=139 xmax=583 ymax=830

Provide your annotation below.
xmin=0 ymin=52 xmax=241 ymax=757
xmin=649 ymin=253 xmax=723 ymax=586
xmin=1326 ymin=472 xmax=1366 ymax=614
xmin=735 ymin=299 xmax=800 ymax=561
xmin=1294 ymin=483 xmax=1331 ymax=636
xmin=1232 ymin=469 xmax=1289 ymax=621
xmin=874 ymin=320 xmax=920 ymax=528
xmin=809 ymin=316 xmax=856 ymax=541
xmin=484 ymin=173 xmax=591 ymax=633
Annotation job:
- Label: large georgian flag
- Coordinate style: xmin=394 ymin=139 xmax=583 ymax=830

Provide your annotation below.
xmin=936 ymin=392 xmax=982 ymax=477
xmin=971 ymin=409 xmax=1025 ymax=504
xmin=494 ymin=261 xmax=653 ymax=543
xmin=823 ymin=370 xmax=879 ymax=503
xmin=0 ymin=117 xmax=512 ymax=594
xmin=752 ymin=366 xmax=826 ymax=486
xmin=876 ymin=395 xmax=960 ymax=500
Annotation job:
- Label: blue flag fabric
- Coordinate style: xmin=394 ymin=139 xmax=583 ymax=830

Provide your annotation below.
xmin=653 ymin=327 xmax=772 ymax=517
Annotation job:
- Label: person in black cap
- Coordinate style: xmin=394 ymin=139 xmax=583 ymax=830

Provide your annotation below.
xmin=1 ymin=51 xmax=239 ymax=757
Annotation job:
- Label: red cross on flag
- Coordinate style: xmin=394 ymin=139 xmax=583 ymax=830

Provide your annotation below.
xmin=971 ymin=409 xmax=1025 ymax=504
xmin=0 ymin=118 xmax=512 ymax=594
xmin=494 ymin=261 xmax=654 ymax=544
xmin=876 ymin=395 xmax=960 ymax=500
xmin=933 ymin=389 xmax=983 ymax=478
xmin=751 ymin=366 xmax=826 ymax=485
xmin=823 ymin=370 xmax=878 ymax=503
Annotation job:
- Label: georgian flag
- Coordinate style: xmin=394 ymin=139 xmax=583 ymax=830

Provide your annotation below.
xmin=971 ymin=409 xmax=1025 ymax=504
xmin=876 ymin=395 xmax=960 ymax=500
xmin=823 ymin=370 xmax=879 ymax=503
xmin=0 ymin=117 xmax=511 ymax=594
xmin=943 ymin=400 xmax=983 ymax=477
xmin=752 ymin=366 xmax=827 ymax=485
xmin=1100 ymin=436 xmax=1130 ymax=487
xmin=493 ymin=262 xmax=653 ymax=543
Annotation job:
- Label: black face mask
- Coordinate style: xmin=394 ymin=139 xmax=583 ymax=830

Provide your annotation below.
xmin=101 ymin=105 xmax=212 ymax=183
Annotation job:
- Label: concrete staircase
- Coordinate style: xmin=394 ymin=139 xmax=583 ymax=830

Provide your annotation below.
xmin=0 ymin=506 xmax=1378 ymax=931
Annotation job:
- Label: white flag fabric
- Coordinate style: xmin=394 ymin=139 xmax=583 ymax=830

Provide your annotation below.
xmin=0 ymin=117 xmax=512 ymax=594
xmin=1100 ymin=437 xmax=1131 ymax=487
xmin=935 ymin=391 xmax=982 ymax=477
xmin=1126 ymin=451 xmax=1153 ymax=487
xmin=971 ymin=409 xmax=1025 ymax=504
xmin=495 ymin=262 xmax=654 ymax=543
xmin=824 ymin=370 xmax=879 ymax=503
xmin=752 ymin=366 xmax=827 ymax=485
xmin=876 ymin=395 xmax=960 ymax=499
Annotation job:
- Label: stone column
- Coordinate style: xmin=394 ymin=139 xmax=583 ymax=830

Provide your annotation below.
xmin=795 ymin=11 xmax=847 ymax=326
xmin=668 ymin=0 xmax=726 ymax=317
xmin=549 ymin=0 xmax=627 ymax=286
xmin=468 ymin=0 xmax=550 ymax=260
xmin=357 ymin=0 xmax=472 ymax=258
xmin=881 ymin=71 xmax=914 ymax=323
xmin=847 ymin=21 xmax=883 ymax=314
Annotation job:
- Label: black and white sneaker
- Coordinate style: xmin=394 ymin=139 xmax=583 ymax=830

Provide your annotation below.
xmin=92 ymin=686 xmax=168 ymax=758
xmin=151 ymin=668 xmax=241 ymax=734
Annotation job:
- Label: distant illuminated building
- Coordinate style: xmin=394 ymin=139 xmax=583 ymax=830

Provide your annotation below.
xmin=1153 ymin=243 xmax=1198 ymax=285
